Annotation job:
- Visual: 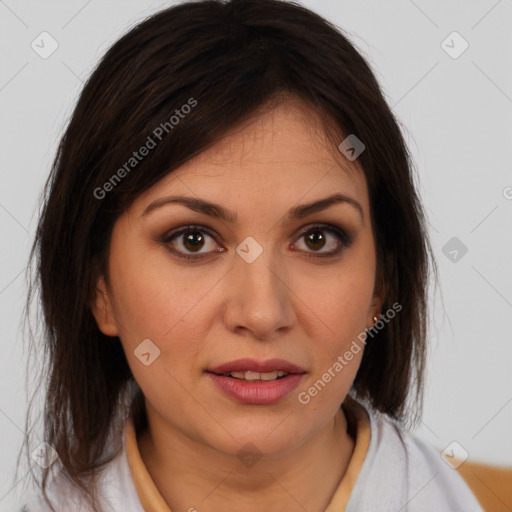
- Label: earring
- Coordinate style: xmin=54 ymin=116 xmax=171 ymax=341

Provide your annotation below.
xmin=372 ymin=315 xmax=379 ymax=325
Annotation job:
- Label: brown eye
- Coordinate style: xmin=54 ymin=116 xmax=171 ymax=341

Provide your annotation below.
xmin=161 ymin=226 xmax=221 ymax=260
xmin=293 ymin=224 xmax=352 ymax=258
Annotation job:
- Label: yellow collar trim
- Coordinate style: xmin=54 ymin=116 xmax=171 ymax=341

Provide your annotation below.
xmin=325 ymin=396 xmax=371 ymax=511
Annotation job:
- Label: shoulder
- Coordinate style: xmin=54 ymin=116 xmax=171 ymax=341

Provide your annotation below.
xmin=13 ymin=438 xmax=143 ymax=512
xmin=346 ymin=400 xmax=484 ymax=512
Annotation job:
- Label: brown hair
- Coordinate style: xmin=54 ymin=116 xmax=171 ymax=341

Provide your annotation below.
xmin=18 ymin=0 xmax=435 ymax=510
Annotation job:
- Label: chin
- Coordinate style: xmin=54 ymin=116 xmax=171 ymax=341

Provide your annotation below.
xmin=202 ymin=418 xmax=310 ymax=460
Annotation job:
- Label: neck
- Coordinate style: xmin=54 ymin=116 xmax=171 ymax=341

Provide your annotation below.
xmin=137 ymin=405 xmax=356 ymax=512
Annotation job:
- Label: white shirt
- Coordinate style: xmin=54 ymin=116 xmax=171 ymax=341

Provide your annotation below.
xmin=15 ymin=397 xmax=484 ymax=511
xmin=345 ymin=407 xmax=484 ymax=511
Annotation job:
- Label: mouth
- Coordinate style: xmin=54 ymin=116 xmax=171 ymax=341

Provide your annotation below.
xmin=206 ymin=358 xmax=306 ymax=380
xmin=205 ymin=359 xmax=306 ymax=405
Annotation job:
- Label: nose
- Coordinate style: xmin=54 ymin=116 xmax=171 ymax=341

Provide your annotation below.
xmin=222 ymin=244 xmax=296 ymax=340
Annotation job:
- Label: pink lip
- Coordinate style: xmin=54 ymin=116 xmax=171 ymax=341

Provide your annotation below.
xmin=207 ymin=373 xmax=304 ymax=405
xmin=207 ymin=358 xmax=305 ymax=374
xmin=206 ymin=358 xmax=306 ymax=405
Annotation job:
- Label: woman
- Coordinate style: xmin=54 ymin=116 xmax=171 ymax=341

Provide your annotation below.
xmin=18 ymin=0 xmax=484 ymax=510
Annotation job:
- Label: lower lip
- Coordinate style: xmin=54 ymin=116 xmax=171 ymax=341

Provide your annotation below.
xmin=206 ymin=372 xmax=304 ymax=405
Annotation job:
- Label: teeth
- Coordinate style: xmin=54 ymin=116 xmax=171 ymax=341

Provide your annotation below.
xmin=228 ymin=370 xmax=287 ymax=381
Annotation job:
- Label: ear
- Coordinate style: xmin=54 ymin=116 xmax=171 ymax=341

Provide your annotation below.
xmin=367 ymin=270 xmax=387 ymax=328
xmin=367 ymin=295 xmax=383 ymax=328
xmin=89 ymin=275 xmax=119 ymax=337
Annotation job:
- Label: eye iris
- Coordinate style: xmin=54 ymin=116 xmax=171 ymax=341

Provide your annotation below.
xmin=306 ymin=230 xmax=325 ymax=251
xmin=183 ymin=231 xmax=205 ymax=252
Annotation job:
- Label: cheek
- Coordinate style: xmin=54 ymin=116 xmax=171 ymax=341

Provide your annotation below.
xmin=108 ymin=232 xmax=215 ymax=341
xmin=298 ymin=244 xmax=375 ymax=396
xmin=106 ymin=236 xmax=226 ymax=393
xmin=307 ymin=260 xmax=375 ymax=342
xmin=108 ymin=253 xmax=211 ymax=406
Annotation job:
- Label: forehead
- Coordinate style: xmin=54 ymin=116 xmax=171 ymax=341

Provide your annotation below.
xmin=133 ymin=98 xmax=369 ymax=216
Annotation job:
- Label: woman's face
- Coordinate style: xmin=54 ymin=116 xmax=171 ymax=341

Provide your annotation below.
xmin=91 ymin=97 xmax=382 ymax=458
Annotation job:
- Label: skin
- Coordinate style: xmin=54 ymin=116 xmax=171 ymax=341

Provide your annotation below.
xmin=90 ymin=96 xmax=383 ymax=512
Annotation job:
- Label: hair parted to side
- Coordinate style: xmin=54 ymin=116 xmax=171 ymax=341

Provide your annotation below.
xmin=18 ymin=0 xmax=436 ymax=510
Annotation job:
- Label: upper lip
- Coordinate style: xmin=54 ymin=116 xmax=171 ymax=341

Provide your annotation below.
xmin=207 ymin=358 xmax=306 ymax=374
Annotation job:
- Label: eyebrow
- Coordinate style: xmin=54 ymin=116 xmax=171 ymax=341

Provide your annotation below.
xmin=141 ymin=193 xmax=363 ymax=222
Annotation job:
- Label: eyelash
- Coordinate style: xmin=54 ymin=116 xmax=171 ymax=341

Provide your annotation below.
xmin=159 ymin=223 xmax=353 ymax=261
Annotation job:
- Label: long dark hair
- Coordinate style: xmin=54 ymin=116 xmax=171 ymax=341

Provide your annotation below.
xmin=18 ymin=0 xmax=435 ymax=510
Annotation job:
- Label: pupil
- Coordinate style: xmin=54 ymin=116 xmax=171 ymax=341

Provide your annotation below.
xmin=307 ymin=231 xmax=325 ymax=251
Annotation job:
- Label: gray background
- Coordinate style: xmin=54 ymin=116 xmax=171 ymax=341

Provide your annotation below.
xmin=1 ymin=0 xmax=511 ymax=508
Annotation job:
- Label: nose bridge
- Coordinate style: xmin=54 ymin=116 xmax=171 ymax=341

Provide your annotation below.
xmin=235 ymin=235 xmax=283 ymax=299
xmin=228 ymin=235 xmax=294 ymax=334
